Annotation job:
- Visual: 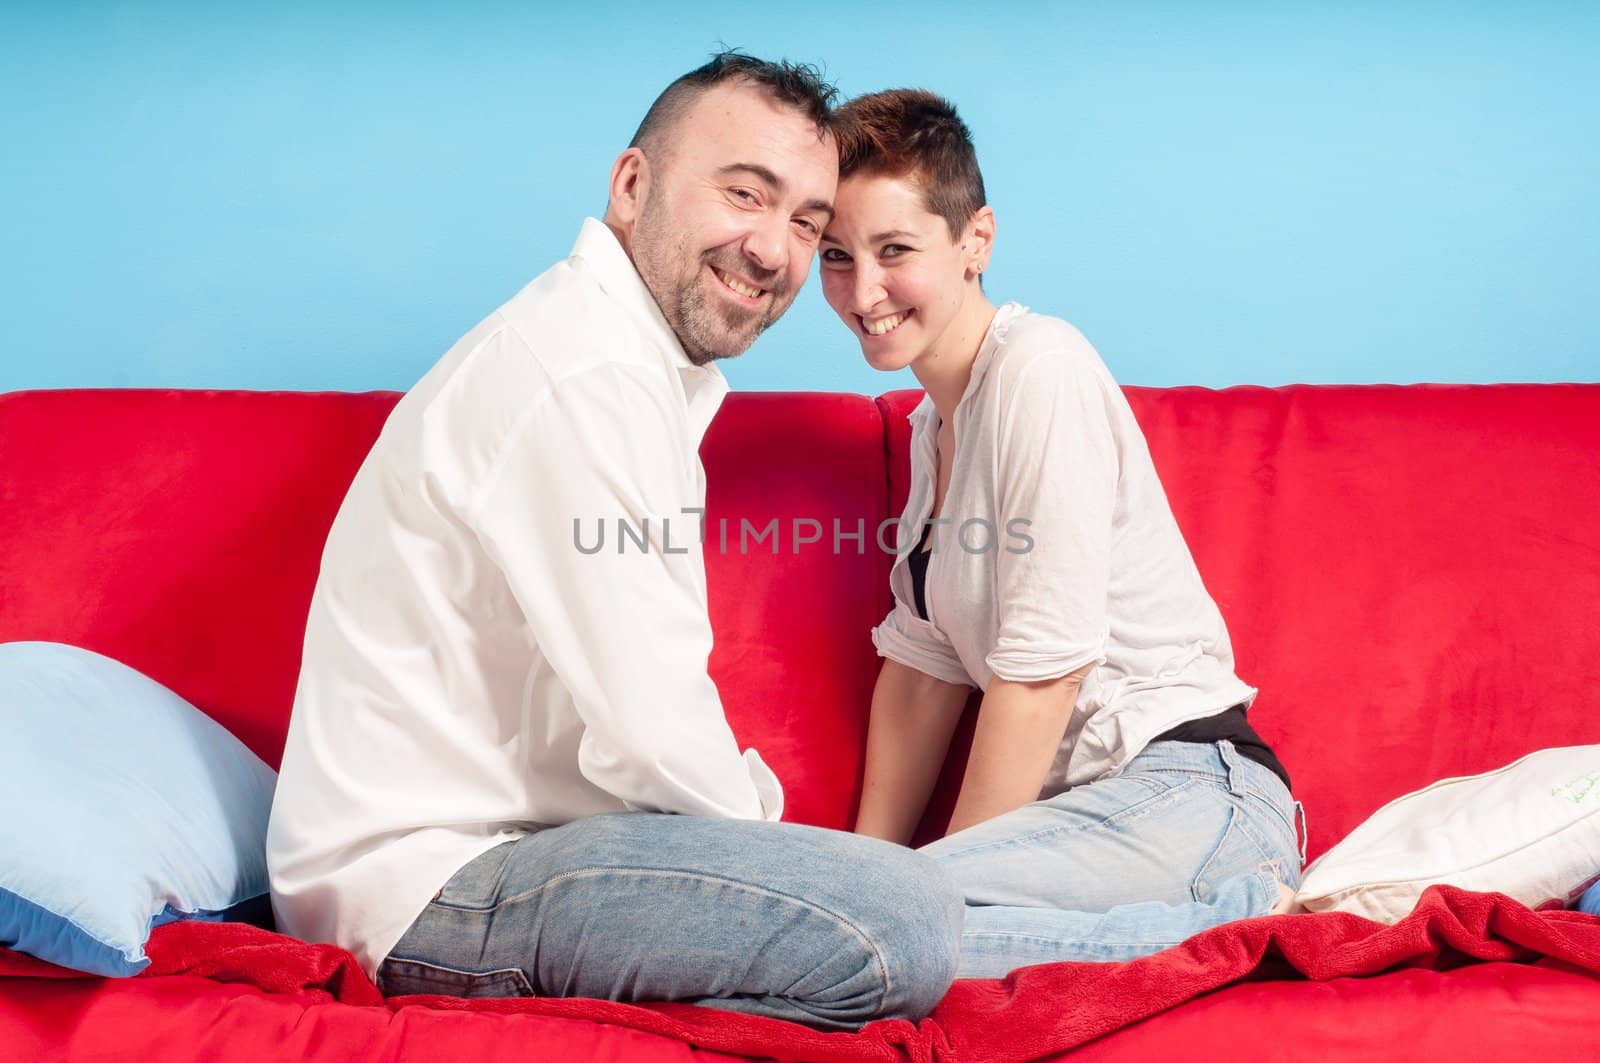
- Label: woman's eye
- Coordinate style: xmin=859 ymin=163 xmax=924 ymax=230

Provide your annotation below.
xmin=820 ymin=248 xmax=850 ymax=264
xmin=882 ymin=244 xmax=912 ymax=258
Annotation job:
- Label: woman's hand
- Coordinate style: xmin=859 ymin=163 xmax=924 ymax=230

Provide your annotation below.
xmin=853 ymin=658 xmax=973 ymax=846
xmin=943 ymin=666 xmax=1092 ymax=837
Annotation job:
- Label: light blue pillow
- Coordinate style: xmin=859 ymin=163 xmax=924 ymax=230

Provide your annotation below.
xmin=0 ymin=641 xmax=277 ymax=977
xmin=1579 ymin=879 xmax=1600 ymax=916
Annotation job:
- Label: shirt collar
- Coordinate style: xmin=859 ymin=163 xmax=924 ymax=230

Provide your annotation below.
xmin=569 ymin=217 xmax=700 ymax=375
xmin=569 ymin=217 xmax=728 ymax=434
xmin=910 ymin=301 xmax=1029 ymax=429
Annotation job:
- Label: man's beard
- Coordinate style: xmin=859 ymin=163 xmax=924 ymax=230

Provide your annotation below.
xmin=633 ymin=193 xmax=789 ymax=365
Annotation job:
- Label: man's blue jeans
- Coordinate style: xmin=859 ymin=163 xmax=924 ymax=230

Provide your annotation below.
xmin=374 ymin=812 xmax=964 ymax=1030
xmin=923 ymin=738 xmax=1307 ymax=977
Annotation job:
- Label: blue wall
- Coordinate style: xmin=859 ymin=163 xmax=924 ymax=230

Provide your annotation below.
xmin=3 ymin=1 xmax=1596 ymax=394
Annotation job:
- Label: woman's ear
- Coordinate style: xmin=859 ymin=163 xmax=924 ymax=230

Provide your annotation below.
xmin=966 ymin=206 xmax=996 ymax=280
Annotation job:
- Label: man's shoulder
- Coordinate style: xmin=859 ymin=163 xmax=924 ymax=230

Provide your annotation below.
xmin=492 ymin=256 xmax=666 ymax=383
xmin=426 ymin=259 xmax=671 ymax=423
xmin=375 ymin=256 xmax=675 ymax=511
xmin=419 ymin=255 xmax=664 ymax=394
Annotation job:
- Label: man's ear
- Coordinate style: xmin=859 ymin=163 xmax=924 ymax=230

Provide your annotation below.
xmin=606 ymin=147 xmax=650 ymax=228
xmin=966 ymin=206 xmax=996 ymax=278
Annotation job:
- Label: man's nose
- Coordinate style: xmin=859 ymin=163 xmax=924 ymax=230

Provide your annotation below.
xmin=741 ymin=214 xmax=789 ymax=277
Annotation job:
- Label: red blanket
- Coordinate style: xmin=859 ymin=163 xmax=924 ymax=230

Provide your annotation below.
xmin=4 ymin=885 xmax=1599 ymax=1063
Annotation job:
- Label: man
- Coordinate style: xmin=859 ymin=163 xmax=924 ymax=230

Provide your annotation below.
xmin=266 ymin=52 xmax=962 ymax=1030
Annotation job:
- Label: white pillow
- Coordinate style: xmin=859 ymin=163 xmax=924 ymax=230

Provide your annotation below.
xmin=1296 ymin=745 xmax=1600 ymax=923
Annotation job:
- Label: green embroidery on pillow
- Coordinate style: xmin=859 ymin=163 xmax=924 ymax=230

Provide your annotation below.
xmin=1551 ymin=770 xmax=1600 ymax=805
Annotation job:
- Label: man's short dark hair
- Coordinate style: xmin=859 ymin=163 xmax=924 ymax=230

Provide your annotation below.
xmin=628 ymin=49 xmax=838 ymax=161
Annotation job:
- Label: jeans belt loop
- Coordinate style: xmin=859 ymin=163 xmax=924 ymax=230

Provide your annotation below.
xmin=1217 ymin=738 xmax=1247 ymax=795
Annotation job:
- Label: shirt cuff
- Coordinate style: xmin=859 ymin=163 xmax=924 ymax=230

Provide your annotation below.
xmin=742 ymin=748 xmax=785 ymax=822
xmin=985 ymin=638 xmax=1107 ymax=683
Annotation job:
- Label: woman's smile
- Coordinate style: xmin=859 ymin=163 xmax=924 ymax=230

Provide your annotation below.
xmin=859 ymin=308 xmax=915 ymax=337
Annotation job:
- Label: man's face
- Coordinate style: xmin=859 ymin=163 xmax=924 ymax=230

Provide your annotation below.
xmin=627 ymin=80 xmax=838 ymax=365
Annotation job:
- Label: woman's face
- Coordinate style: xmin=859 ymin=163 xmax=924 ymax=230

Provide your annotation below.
xmin=819 ymin=174 xmax=976 ymax=373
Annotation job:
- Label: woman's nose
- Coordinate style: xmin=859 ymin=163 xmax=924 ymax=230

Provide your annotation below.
xmin=853 ymin=267 xmax=887 ymax=313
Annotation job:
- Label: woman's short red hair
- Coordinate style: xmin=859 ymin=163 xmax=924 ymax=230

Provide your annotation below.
xmin=832 ymin=89 xmax=987 ymax=240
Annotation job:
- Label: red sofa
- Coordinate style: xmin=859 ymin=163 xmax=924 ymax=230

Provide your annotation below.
xmin=2 ymin=382 xmax=1599 ymax=1060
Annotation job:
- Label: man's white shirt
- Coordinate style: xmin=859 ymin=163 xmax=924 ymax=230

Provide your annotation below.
xmin=266 ymin=218 xmax=783 ymax=980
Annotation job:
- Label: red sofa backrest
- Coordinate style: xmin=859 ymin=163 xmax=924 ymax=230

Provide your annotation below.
xmin=0 ymin=388 xmax=891 ymax=834
xmin=0 ymin=389 xmax=397 ymax=766
xmin=4 ymin=384 xmax=1598 ymax=861
xmin=697 ymin=392 xmax=890 ymax=831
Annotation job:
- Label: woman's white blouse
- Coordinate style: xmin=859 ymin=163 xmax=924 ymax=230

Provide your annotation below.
xmin=871 ymin=303 xmax=1258 ymax=797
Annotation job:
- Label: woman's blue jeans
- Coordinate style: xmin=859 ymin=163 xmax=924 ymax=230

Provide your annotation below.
xmin=375 ymin=812 xmax=964 ymax=1030
xmin=922 ymin=738 xmax=1307 ymax=978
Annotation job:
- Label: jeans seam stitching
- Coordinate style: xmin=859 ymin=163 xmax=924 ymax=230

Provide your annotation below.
xmin=379 ymin=957 xmax=535 ymax=996
xmin=943 ymin=779 xmax=1202 ymax=858
xmin=1215 ymin=741 xmax=1298 ymax=851
xmin=1225 ymin=793 xmax=1302 ymax=874
xmin=965 ymin=931 xmax=1184 ymax=949
xmin=1240 ymin=792 xmax=1299 ymax=840
xmin=1188 ymin=800 xmax=1244 ymax=902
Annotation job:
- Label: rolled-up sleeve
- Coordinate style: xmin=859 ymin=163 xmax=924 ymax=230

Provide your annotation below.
xmin=466 ymin=363 xmax=782 ymax=823
xmin=984 ymin=351 xmax=1117 ymax=682
xmin=871 ymin=598 xmax=974 ymax=687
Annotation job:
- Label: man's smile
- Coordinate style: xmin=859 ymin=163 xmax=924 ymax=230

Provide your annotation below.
xmin=710 ymin=265 xmax=769 ymax=305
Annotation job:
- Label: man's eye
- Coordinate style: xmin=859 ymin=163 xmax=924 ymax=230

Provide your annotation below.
xmin=730 ymin=188 xmax=758 ymax=204
xmin=794 ymin=218 xmax=820 ymax=238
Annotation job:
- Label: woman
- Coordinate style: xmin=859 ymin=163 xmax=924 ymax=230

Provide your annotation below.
xmin=820 ymin=89 xmax=1307 ymax=979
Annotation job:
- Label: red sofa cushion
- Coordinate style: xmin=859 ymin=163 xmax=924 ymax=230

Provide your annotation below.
xmin=6 ymin=954 xmax=1595 ymax=1062
xmin=5 ymin=883 xmax=1599 ymax=1062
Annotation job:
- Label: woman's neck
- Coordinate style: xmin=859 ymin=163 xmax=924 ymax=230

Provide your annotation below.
xmin=911 ymin=289 xmax=999 ymax=427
